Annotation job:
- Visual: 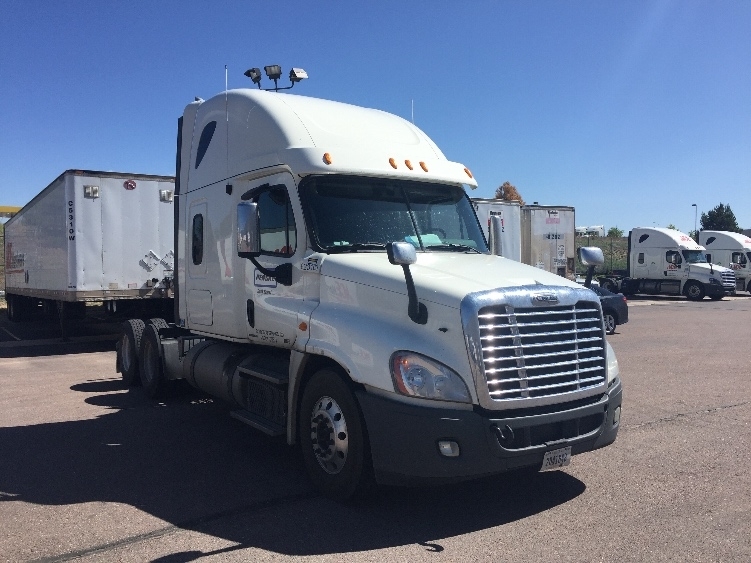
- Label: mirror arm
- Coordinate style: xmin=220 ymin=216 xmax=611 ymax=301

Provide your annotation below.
xmin=401 ymin=264 xmax=428 ymax=324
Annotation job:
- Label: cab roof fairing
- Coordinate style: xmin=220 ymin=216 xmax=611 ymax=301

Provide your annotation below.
xmin=183 ymin=89 xmax=478 ymax=190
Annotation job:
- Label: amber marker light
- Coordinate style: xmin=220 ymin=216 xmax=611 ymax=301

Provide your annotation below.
xmin=323 ymin=153 xmax=333 ymax=165
xmin=420 ymin=161 xmax=428 ymax=172
xmin=405 ymin=160 xmax=413 ymax=170
xmin=464 ymin=168 xmax=473 ymax=179
xmin=298 ymin=322 xmax=308 ymax=331
xmin=389 ymin=158 xmax=397 ymax=169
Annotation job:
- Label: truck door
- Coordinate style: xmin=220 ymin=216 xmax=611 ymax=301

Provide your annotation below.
xmin=664 ymin=250 xmax=682 ymax=279
xmin=240 ymin=174 xmax=305 ymax=349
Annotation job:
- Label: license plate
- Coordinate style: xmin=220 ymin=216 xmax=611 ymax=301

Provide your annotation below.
xmin=540 ymin=446 xmax=572 ymax=471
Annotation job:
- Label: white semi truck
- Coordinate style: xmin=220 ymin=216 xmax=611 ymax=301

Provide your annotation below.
xmin=4 ymin=170 xmax=175 ymax=324
xmin=118 ymin=86 xmax=622 ymax=499
xmin=699 ymin=230 xmax=751 ymax=294
xmin=597 ymin=227 xmax=735 ymax=300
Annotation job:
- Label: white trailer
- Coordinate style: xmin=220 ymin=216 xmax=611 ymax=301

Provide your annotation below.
xmin=699 ymin=230 xmax=751 ymax=293
xmin=4 ymin=170 xmax=175 ymax=322
xmin=521 ymin=205 xmax=576 ymax=278
xmin=470 ymin=198 xmax=521 ymax=261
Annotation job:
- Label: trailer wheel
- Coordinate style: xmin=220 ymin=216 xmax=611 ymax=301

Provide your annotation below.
xmin=600 ymin=279 xmax=616 ymax=292
xmin=6 ymin=295 xmax=18 ymax=322
xmin=299 ymin=368 xmax=373 ymax=501
xmin=7 ymin=294 xmax=30 ymax=322
xmin=603 ymin=312 xmax=617 ymax=335
xmin=684 ymin=282 xmax=705 ymax=301
xmin=120 ymin=319 xmax=145 ymax=386
xmin=139 ymin=320 xmax=171 ymax=399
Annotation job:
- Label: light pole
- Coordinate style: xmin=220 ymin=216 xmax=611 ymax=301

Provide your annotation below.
xmin=692 ymin=203 xmax=698 ymax=241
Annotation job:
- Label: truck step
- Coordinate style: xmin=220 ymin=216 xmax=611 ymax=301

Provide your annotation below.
xmin=230 ymin=409 xmax=285 ymax=437
xmin=236 ymin=354 xmax=289 ymax=385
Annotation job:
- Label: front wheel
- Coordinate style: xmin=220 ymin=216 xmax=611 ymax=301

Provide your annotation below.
xmin=603 ymin=312 xmax=617 ymax=335
xmin=684 ymin=282 xmax=705 ymax=301
xmin=299 ymin=368 xmax=373 ymax=501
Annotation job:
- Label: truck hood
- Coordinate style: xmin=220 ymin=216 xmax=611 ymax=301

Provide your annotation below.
xmin=688 ymin=262 xmax=733 ymax=274
xmin=317 ymin=252 xmax=581 ymax=309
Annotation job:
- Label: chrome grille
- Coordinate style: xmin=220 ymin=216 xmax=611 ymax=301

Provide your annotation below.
xmin=721 ymin=270 xmax=736 ymax=290
xmin=478 ymin=302 xmax=606 ymax=402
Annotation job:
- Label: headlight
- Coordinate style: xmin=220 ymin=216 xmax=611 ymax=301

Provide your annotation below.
xmin=606 ymin=340 xmax=620 ymax=386
xmin=708 ymin=277 xmax=720 ymax=285
xmin=390 ymin=351 xmax=471 ymax=403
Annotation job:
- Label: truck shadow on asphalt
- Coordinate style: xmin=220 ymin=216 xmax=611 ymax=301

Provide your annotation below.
xmin=0 ymin=379 xmax=586 ymax=558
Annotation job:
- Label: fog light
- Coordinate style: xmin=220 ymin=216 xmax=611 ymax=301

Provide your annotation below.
xmin=613 ymin=406 xmax=621 ymax=427
xmin=438 ymin=440 xmax=460 ymax=457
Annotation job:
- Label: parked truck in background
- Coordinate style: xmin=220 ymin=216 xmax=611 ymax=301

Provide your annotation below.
xmin=117 ymin=86 xmax=622 ymax=499
xmin=521 ymin=205 xmax=576 ymax=279
xmin=4 ymin=170 xmax=175 ymax=323
xmin=597 ymin=227 xmax=735 ymax=300
xmin=699 ymin=230 xmax=751 ymax=294
xmin=471 ymin=198 xmax=521 ymax=261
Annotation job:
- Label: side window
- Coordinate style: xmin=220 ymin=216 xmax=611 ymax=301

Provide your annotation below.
xmin=638 ymin=253 xmax=645 ymax=264
xmin=257 ymin=187 xmax=296 ymax=256
xmin=195 ymin=121 xmax=217 ymax=169
xmin=732 ymin=252 xmax=747 ymax=265
xmin=666 ymin=250 xmax=681 ymax=265
xmin=192 ymin=214 xmax=204 ymax=265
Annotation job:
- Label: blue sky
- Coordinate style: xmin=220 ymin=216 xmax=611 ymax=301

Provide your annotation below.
xmin=1 ymin=1 xmax=749 ymax=233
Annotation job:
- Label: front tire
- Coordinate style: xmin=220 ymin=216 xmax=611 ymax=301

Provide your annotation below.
xmin=299 ymin=368 xmax=373 ymax=501
xmin=684 ymin=281 xmax=705 ymax=301
xmin=603 ymin=312 xmax=617 ymax=335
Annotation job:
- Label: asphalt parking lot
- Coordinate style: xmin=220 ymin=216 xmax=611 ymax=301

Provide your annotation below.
xmin=1 ymin=295 xmax=750 ymax=562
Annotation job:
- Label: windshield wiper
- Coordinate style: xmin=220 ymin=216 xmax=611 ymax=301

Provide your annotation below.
xmin=324 ymin=242 xmax=388 ymax=254
xmin=425 ymin=243 xmax=481 ymax=254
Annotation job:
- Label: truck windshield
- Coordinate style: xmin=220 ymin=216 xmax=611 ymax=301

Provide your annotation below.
xmin=682 ymin=250 xmax=707 ymax=264
xmin=300 ymin=176 xmax=488 ymax=253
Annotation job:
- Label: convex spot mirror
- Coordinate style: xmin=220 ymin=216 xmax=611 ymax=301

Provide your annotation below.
xmin=237 ymin=202 xmax=261 ymax=257
xmin=387 ymin=241 xmax=417 ymax=265
xmin=577 ymin=246 xmax=605 ymax=267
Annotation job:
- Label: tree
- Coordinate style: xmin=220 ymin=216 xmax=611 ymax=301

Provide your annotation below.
xmin=494 ymin=181 xmax=525 ymax=205
xmin=700 ymin=203 xmax=741 ymax=233
xmin=607 ymin=226 xmax=624 ymax=238
xmin=666 ymin=224 xmax=678 ymax=230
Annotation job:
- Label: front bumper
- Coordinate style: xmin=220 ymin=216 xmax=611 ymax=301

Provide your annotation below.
xmin=357 ymin=380 xmax=622 ymax=486
xmin=706 ymin=283 xmax=734 ymax=298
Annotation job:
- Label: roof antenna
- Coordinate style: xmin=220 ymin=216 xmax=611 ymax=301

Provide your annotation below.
xmin=225 ymin=65 xmax=229 ymax=175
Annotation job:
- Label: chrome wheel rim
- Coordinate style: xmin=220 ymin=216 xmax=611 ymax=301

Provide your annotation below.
xmin=310 ymin=396 xmax=348 ymax=475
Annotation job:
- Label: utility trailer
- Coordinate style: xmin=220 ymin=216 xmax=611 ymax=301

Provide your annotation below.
xmin=521 ymin=205 xmax=576 ymax=279
xmin=471 ymin=199 xmax=521 ymax=261
xmin=4 ymin=170 xmax=175 ymax=324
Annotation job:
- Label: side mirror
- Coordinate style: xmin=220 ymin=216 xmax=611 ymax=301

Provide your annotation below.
xmin=386 ymin=241 xmax=426 ymax=324
xmin=577 ymin=246 xmax=604 ymax=288
xmin=386 ymin=241 xmax=417 ymax=265
xmin=237 ymin=202 xmax=260 ymax=257
xmin=488 ymin=215 xmax=504 ymax=256
xmin=237 ymin=201 xmax=292 ymax=285
xmin=577 ymin=246 xmax=605 ymax=267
